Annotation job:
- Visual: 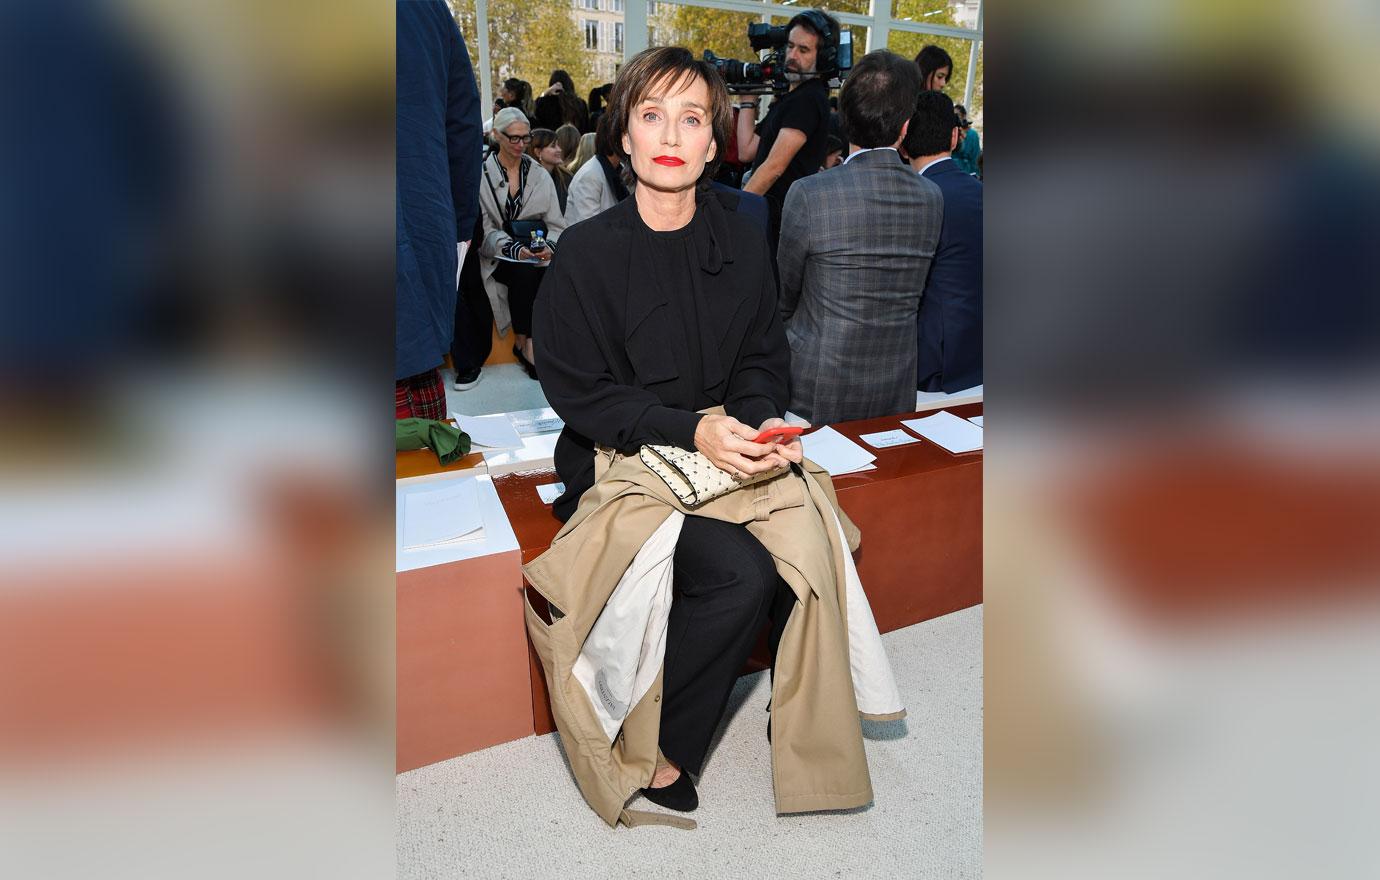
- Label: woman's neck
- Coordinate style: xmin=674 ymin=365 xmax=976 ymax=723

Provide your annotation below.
xmin=498 ymin=151 xmax=522 ymax=173
xmin=635 ymin=185 xmax=695 ymax=232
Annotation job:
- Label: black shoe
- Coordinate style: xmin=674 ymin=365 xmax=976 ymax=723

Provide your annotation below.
xmin=767 ymin=717 xmax=771 ymax=744
xmin=512 ymin=344 xmax=539 ymax=381
xmin=640 ymin=770 xmax=698 ymax=813
xmin=453 ymin=366 xmax=482 ymax=391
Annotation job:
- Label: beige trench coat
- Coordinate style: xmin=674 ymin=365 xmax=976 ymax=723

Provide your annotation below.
xmin=522 ymin=454 xmax=905 ymax=830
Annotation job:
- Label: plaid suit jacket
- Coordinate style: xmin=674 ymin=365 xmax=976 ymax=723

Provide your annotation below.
xmin=777 ymin=149 xmax=943 ymax=424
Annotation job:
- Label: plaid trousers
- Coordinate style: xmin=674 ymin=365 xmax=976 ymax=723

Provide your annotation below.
xmin=395 ymin=368 xmax=446 ymax=420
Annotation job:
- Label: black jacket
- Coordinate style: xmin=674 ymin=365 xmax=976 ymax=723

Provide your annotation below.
xmin=534 ymin=189 xmax=790 ymax=521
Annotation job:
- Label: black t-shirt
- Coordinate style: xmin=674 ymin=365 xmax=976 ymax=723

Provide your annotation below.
xmin=751 ymin=78 xmax=830 ymax=208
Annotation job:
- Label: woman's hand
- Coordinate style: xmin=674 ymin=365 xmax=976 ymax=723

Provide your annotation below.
xmin=694 ymin=414 xmax=788 ymax=479
xmin=756 ymin=417 xmax=804 ymax=465
xmin=517 ymin=246 xmax=553 ymax=262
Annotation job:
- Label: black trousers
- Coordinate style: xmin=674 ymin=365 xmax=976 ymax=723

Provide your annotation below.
xmin=451 ymin=218 xmax=493 ymax=373
xmin=494 ymin=262 xmax=545 ymax=337
xmin=658 ymin=517 xmax=795 ymax=777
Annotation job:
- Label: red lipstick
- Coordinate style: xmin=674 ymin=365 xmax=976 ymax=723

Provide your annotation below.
xmin=652 ymin=156 xmax=685 ymax=167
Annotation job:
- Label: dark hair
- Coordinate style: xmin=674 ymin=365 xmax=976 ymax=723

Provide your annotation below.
xmin=902 ymin=90 xmax=959 ymax=158
xmin=838 ymin=50 xmax=921 ymax=149
xmin=606 ymin=46 xmax=731 ymax=187
xmin=554 ymin=123 xmax=581 ymax=160
xmin=527 ymin=128 xmax=558 ymax=159
xmin=954 ymin=104 xmax=967 ymax=115
xmin=549 ymin=69 xmax=576 ymax=94
xmin=503 ymin=78 xmax=534 ymax=115
xmin=788 ymin=11 xmax=837 ymax=46
xmin=594 ymin=111 xmax=619 ymax=159
xmin=915 ymin=45 xmax=954 ymax=88
xmin=826 ymin=134 xmax=844 ymax=156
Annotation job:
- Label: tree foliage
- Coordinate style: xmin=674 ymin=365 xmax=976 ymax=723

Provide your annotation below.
xmin=447 ymin=0 xmax=593 ymax=103
xmin=888 ymin=1 xmax=982 ymax=123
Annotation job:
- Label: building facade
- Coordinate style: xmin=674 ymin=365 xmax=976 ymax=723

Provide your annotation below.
xmin=571 ymin=0 xmax=625 ymax=87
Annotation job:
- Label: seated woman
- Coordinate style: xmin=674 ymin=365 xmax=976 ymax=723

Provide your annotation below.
xmin=534 ymin=46 xmax=802 ymax=813
xmin=526 ymin=128 xmax=572 ymax=215
xmin=478 ymin=107 xmax=565 ymax=380
xmin=564 ymin=113 xmax=631 ymax=225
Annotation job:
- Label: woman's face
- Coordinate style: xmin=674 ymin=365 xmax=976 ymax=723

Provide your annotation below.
xmin=621 ymin=72 xmax=716 ymax=193
xmin=538 ymin=141 xmax=563 ymax=167
xmin=498 ymin=121 xmax=531 ymax=162
xmin=925 ymin=66 xmax=951 ymax=92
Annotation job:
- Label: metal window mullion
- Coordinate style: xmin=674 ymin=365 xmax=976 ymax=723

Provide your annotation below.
xmin=871 ymin=0 xmax=892 ymax=55
xmin=476 ymin=0 xmax=491 ymax=115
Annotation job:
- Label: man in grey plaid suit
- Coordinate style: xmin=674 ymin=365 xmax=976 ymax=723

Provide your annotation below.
xmin=777 ymin=50 xmax=943 ymax=425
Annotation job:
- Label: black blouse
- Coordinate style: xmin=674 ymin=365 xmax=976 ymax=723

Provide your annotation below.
xmin=533 ymin=189 xmax=790 ymax=522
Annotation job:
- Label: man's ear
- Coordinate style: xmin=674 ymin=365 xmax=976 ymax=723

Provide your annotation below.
xmin=897 ymin=118 xmax=910 ymax=147
xmin=951 ymin=126 xmax=961 ymax=152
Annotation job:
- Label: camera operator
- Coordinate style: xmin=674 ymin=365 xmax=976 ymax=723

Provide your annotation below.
xmin=735 ymin=11 xmax=839 ymax=254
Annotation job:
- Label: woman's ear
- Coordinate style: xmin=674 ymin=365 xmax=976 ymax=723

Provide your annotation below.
xmin=706 ymin=137 xmax=717 ymax=163
xmin=622 ymin=133 xmax=632 ymax=156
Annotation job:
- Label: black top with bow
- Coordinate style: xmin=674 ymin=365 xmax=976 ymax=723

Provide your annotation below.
xmin=533 ymin=188 xmax=790 ymax=522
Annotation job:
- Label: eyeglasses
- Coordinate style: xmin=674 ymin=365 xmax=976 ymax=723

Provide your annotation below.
xmin=503 ymin=133 xmax=533 ymax=145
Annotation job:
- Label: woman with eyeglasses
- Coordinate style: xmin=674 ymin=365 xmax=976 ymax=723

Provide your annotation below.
xmin=479 ymin=107 xmax=566 ymax=380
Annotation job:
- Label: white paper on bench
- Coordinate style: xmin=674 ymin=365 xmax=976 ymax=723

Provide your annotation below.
xmin=800 ymin=426 xmax=877 ymax=476
xmin=401 ymin=478 xmax=483 ymax=550
xmin=536 ymin=482 xmax=566 ymax=505
xmin=859 ymin=428 xmax=923 ymax=449
xmin=452 ymin=413 xmax=524 ymax=450
xmin=482 ymin=432 xmax=560 ymax=475
xmin=901 ymin=410 xmax=984 ymax=454
xmin=915 ymin=383 xmax=983 ymax=412
xmin=968 ymin=415 xmax=983 ymax=426
xmin=396 ymin=474 xmax=518 ymax=572
xmin=508 ymin=406 xmax=565 ymax=436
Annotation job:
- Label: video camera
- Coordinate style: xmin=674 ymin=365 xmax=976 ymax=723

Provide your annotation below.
xmin=703 ymin=13 xmax=852 ymax=95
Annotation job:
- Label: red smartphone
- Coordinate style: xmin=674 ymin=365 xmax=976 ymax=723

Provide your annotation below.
xmin=751 ymin=425 xmax=805 ymax=444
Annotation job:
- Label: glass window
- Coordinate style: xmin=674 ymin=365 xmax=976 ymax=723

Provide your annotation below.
xmin=653 ymin=5 xmax=765 ymax=62
xmin=612 ymin=0 xmax=624 ymax=11
xmin=892 ymin=0 xmax=981 ymax=32
xmin=888 ymin=31 xmax=975 ymax=99
xmin=585 ymin=19 xmax=599 ymax=51
xmin=614 ymin=22 xmax=625 ymax=54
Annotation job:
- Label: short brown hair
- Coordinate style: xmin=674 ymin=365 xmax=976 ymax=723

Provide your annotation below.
xmin=605 ymin=46 xmax=731 ymax=187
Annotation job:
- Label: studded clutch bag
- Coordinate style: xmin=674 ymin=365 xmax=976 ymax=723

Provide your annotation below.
xmin=638 ymin=444 xmax=776 ymax=508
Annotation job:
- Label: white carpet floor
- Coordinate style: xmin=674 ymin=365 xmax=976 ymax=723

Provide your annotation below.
xmin=397 ymin=604 xmax=982 ymax=878
xmin=444 ymin=363 xmax=549 ymax=418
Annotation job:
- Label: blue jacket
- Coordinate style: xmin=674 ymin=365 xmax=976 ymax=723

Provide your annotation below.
xmin=918 ymin=158 xmax=983 ymax=392
xmin=395 ymin=0 xmax=481 ymax=380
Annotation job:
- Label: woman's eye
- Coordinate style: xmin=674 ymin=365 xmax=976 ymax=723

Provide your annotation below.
xmin=642 ymin=111 xmax=659 ymax=123
xmin=683 ymin=116 xmax=700 ymax=126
